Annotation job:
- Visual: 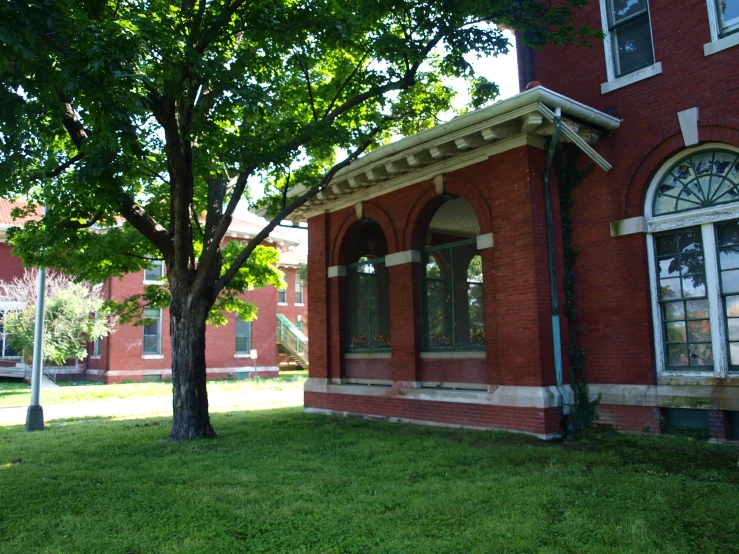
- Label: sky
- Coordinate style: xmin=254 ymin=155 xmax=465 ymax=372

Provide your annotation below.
xmin=235 ymin=31 xmax=520 ymax=253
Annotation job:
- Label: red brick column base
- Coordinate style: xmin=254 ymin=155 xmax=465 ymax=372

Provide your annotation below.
xmin=304 ymin=390 xmax=563 ymax=438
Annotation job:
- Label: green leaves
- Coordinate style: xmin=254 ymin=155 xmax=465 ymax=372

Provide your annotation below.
xmin=0 ymin=0 xmax=594 ymax=327
xmin=3 ymin=272 xmax=114 ymax=365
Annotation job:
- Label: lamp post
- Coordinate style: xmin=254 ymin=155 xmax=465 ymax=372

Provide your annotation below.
xmin=25 ymin=207 xmax=47 ymax=431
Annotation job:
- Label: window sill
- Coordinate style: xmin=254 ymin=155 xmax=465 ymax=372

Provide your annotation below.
xmin=143 ymin=280 xmax=164 ymax=286
xmin=234 ymin=353 xmax=253 ymax=359
xmin=345 ymin=352 xmax=391 ymax=360
xmin=600 ymin=62 xmax=662 ymax=94
xmin=294 ymin=303 xmax=305 ymax=307
xmin=420 ymin=351 xmax=486 ymax=359
xmin=704 ymin=33 xmax=739 ymax=56
xmin=141 ymin=354 xmax=164 ymax=360
xmin=90 ymin=355 xmax=101 ymax=360
xmin=277 ymin=302 xmax=288 ymax=306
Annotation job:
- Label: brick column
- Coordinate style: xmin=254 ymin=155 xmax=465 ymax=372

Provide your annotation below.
xmin=327 ymin=273 xmax=345 ymax=383
xmin=387 ymin=253 xmax=421 ymax=387
xmin=307 ymin=214 xmax=329 ymax=380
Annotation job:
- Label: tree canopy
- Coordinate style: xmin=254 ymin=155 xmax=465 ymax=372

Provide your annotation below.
xmin=0 ymin=0 xmax=596 ymax=438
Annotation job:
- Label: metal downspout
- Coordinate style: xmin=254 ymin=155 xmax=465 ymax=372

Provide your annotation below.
xmin=543 ymin=108 xmax=570 ymax=418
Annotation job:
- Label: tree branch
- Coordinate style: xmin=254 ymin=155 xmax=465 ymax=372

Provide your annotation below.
xmin=44 ymin=153 xmax=83 ymax=179
xmin=118 ymin=193 xmax=174 ymax=259
xmin=213 ymin=125 xmax=385 ymax=292
xmin=297 ymin=55 xmax=318 ymax=121
xmin=58 ymin=94 xmax=88 ymax=149
xmin=58 ymin=209 xmax=104 ymax=229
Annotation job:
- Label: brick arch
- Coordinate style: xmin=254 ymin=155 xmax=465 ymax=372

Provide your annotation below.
xmin=621 ymin=122 xmax=739 ymax=219
xmin=331 ymin=203 xmax=398 ymax=266
xmin=402 ymin=174 xmax=493 ymax=250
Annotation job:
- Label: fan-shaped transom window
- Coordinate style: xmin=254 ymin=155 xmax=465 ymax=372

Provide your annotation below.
xmin=647 ymin=146 xmax=739 ymax=376
xmin=652 ymin=149 xmax=739 ymax=216
xmin=421 ymin=197 xmax=485 ymax=351
xmin=344 ymin=221 xmax=391 ymax=353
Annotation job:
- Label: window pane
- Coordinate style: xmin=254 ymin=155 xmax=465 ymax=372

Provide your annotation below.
xmin=143 ymin=335 xmax=160 ymax=354
xmin=610 ymin=0 xmax=647 ymax=23
xmin=655 ymin=234 xmax=678 ymax=255
xmin=721 ymin=269 xmax=739 ymax=294
xmin=664 ymin=301 xmax=685 ymax=321
xmin=682 ymin=276 xmax=706 ymax=298
xmin=659 ymin=278 xmax=682 ymax=300
xmin=717 ymin=0 xmax=739 ymax=33
xmin=726 ymin=295 xmax=739 ymax=317
xmin=731 ymin=342 xmax=739 ymax=366
xmin=658 ymin=257 xmax=680 ymax=278
xmin=666 ymin=321 xmax=686 ymax=343
xmin=688 ymin=343 xmax=713 ymax=367
xmin=666 ymin=344 xmax=689 ymax=367
xmin=728 ymin=318 xmax=739 ymax=341
xmin=613 ymin=15 xmax=654 ymax=76
xmin=686 ymin=299 xmax=710 ymax=320
xmin=687 ymin=320 xmax=712 ymax=343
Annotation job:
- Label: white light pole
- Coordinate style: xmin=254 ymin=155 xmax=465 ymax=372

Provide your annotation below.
xmin=25 ymin=207 xmax=47 ymax=432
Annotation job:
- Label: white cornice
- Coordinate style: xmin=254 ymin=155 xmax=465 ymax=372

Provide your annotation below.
xmin=252 ymin=86 xmax=620 ymax=223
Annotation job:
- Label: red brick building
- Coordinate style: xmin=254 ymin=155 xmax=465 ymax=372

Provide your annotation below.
xmin=0 ymin=204 xmax=308 ymax=383
xmin=295 ymin=0 xmax=739 ymax=439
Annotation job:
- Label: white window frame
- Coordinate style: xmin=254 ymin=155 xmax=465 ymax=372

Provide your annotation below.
xmin=599 ymin=0 xmax=662 ymax=94
xmin=704 ymin=0 xmax=739 ymax=56
xmin=142 ymin=308 xmax=162 ymax=356
xmin=645 ymin=143 xmax=739 ymax=378
xmin=277 ymin=287 xmax=287 ymax=305
xmin=144 ymin=259 xmax=165 ymax=284
xmin=295 ymin=276 xmax=304 ymax=305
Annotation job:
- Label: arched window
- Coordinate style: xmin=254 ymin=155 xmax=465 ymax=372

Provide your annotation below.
xmin=646 ymin=145 xmax=739 ymax=375
xmin=421 ymin=197 xmax=485 ymax=351
xmin=344 ymin=221 xmax=391 ymax=352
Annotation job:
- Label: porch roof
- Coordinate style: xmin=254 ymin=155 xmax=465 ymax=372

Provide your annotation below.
xmin=263 ymin=86 xmax=621 ymax=223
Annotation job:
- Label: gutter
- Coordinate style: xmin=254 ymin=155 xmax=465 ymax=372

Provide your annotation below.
xmin=542 ymin=108 xmax=570 ymax=421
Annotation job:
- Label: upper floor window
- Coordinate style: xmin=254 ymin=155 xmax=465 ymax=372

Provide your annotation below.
xmin=278 ymin=288 xmax=287 ymax=304
xmin=345 ymin=220 xmax=391 ymax=353
xmin=600 ymin=0 xmax=656 ymax=80
xmin=713 ymin=0 xmax=739 ymax=37
xmin=235 ymin=317 xmax=252 ymax=354
xmin=421 ymin=197 xmax=485 ymax=351
xmin=295 ymin=276 xmax=303 ymax=305
xmin=142 ymin=308 xmax=162 ymax=355
xmin=92 ymin=337 xmax=101 ymax=357
xmin=144 ymin=259 xmax=164 ymax=283
xmin=646 ymin=145 xmax=739 ymax=376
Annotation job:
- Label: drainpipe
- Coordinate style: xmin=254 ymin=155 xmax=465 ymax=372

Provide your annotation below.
xmin=542 ymin=107 xmax=570 ymax=420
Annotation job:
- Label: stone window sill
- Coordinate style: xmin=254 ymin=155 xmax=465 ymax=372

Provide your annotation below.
xmin=141 ymin=354 xmax=164 ymax=360
xmin=600 ymin=62 xmax=662 ymax=94
xmin=704 ymin=33 xmax=739 ymax=56
xmin=234 ymin=353 xmax=253 ymax=359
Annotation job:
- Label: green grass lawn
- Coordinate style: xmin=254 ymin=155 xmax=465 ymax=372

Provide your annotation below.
xmin=1 ymin=407 xmax=738 ymax=553
xmin=0 ymin=372 xmax=307 ymax=408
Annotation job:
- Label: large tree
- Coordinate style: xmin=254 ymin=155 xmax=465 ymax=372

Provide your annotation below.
xmin=0 ymin=0 xmax=594 ymax=439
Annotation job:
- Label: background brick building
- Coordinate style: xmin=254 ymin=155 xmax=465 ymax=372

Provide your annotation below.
xmin=0 ymin=204 xmax=308 ymax=383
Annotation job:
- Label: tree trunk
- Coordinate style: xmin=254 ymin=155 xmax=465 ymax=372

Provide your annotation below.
xmin=169 ymin=293 xmax=215 ymax=440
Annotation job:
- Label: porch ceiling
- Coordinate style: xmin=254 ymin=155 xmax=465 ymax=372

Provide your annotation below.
xmin=258 ymin=86 xmax=621 ymax=223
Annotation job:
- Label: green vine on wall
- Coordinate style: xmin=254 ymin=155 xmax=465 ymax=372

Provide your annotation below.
xmin=554 ymin=146 xmax=601 ymax=434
